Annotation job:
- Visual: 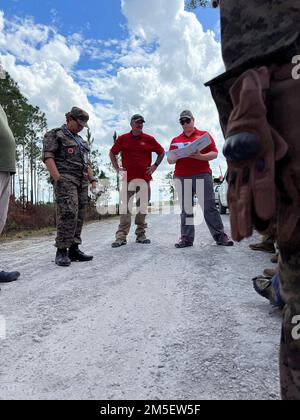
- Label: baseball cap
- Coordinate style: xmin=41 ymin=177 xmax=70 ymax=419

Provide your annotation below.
xmin=131 ymin=114 xmax=145 ymax=123
xmin=70 ymin=107 xmax=89 ymax=128
xmin=179 ymin=110 xmax=194 ymax=121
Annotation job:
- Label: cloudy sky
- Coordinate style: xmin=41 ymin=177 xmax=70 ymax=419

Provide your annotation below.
xmin=0 ymin=0 xmax=225 ymax=177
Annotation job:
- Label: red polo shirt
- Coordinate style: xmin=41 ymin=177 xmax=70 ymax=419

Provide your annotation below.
xmin=110 ymin=131 xmax=164 ymax=182
xmin=169 ymin=128 xmax=218 ymax=177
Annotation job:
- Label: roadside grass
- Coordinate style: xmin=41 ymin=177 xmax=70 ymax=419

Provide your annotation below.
xmin=0 ymin=227 xmax=56 ymax=242
xmin=0 ymin=215 xmax=119 ymax=243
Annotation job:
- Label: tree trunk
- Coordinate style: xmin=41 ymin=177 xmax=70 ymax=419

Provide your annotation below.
xmin=22 ymin=143 xmax=25 ymax=208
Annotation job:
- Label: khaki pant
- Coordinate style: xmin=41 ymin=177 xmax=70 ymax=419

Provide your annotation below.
xmin=0 ymin=172 xmax=11 ymax=235
xmin=116 ymin=180 xmax=151 ymax=241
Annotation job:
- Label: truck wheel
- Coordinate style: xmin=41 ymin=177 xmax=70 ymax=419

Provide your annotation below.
xmin=218 ymin=196 xmax=227 ymax=215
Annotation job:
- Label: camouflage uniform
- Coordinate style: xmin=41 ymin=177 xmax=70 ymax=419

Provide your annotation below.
xmin=42 ymin=125 xmax=90 ymax=249
xmin=206 ymin=1 xmax=300 ymax=399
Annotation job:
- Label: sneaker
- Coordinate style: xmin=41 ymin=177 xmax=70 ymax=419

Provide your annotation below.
xmin=55 ymin=249 xmax=71 ymax=267
xmin=136 ymin=234 xmax=151 ymax=244
xmin=111 ymin=239 xmax=127 ymax=248
xmin=68 ymin=244 xmax=93 ymax=262
xmin=249 ymin=241 xmax=275 ymax=254
xmin=215 ymin=233 xmax=234 ymax=246
xmin=0 ymin=270 xmax=20 ymax=283
xmin=175 ymin=238 xmax=193 ymax=248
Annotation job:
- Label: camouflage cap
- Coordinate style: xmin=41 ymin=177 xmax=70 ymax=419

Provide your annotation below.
xmin=131 ymin=114 xmax=145 ymax=123
xmin=70 ymin=107 xmax=89 ymax=128
xmin=179 ymin=110 xmax=194 ymax=121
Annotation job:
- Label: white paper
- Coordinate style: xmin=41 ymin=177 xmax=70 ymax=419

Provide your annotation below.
xmin=167 ymin=133 xmax=212 ymax=161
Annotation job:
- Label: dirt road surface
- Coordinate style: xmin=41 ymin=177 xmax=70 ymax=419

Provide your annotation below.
xmin=0 ymin=213 xmax=281 ymax=400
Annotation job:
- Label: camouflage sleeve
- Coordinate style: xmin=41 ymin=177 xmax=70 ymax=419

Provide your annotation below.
xmin=82 ymin=138 xmax=90 ymax=152
xmin=220 ymin=0 xmax=300 ymax=72
xmin=42 ymin=129 xmax=59 ymax=162
xmin=82 ymin=138 xmax=91 ymax=166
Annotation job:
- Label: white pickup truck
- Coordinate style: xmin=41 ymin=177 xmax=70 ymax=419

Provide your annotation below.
xmin=218 ymin=173 xmax=228 ymax=215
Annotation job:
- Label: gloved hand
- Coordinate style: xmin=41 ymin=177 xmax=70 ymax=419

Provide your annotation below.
xmin=223 ymin=67 xmax=288 ymax=242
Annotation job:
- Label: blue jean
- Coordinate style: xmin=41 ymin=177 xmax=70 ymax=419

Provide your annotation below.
xmin=271 ymin=273 xmax=285 ymax=308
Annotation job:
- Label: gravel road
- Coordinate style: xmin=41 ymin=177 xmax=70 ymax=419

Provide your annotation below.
xmin=0 ymin=213 xmax=281 ymax=400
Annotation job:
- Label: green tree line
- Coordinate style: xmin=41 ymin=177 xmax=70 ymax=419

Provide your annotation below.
xmin=0 ymin=70 xmax=106 ymax=207
xmin=0 ymin=71 xmax=47 ymax=205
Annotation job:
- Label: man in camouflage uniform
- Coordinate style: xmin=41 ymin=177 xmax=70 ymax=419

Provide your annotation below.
xmin=42 ymin=107 xmax=96 ymax=267
xmin=205 ymin=0 xmax=300 ymax=399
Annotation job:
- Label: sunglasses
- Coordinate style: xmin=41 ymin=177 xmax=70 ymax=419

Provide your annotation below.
xmin=180 ymin=118 xmax=192 ymax=125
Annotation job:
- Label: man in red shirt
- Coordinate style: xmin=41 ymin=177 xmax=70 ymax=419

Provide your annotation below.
xmin=168 ymin=110 xmax=233 ymax=248
xmin=109 ymin=114 xmax=165 ymax=248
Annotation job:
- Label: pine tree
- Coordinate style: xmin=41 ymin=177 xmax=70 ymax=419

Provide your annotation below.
xmin=0 ymin=71 xmax=47 ymax=204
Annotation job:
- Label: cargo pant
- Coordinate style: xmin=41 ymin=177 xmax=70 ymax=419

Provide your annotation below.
xmin=116 ymin=180 xmax=151 ymax=241
xmin=209 ymin=63 xmax=300 ymax=399
xmin=174 ymin=173 xmax=225 ymax=243
xmin=53 ymin=176 xmax=88 ymax=249
xmin=0 ymin=172 xmax=11 ymax=235
xmin=269 ymin=65 xmax=300 ymax=400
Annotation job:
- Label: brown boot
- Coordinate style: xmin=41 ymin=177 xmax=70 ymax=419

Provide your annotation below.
xmin=263 ymin=268 xmax=276 ymax=277
xmin=249 ymin=241 xmax=275 ymax=253
xmin=136 ymin=234 xmax=151 ymax=244
xmin=112 ymin=239 xmax=127 ymax=248
xmin=270 ymin=254 xmax=279 ymax=264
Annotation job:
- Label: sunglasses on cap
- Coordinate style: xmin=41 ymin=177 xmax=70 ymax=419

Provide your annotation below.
xmin=180 ymin=118 xmax=192 ymax=125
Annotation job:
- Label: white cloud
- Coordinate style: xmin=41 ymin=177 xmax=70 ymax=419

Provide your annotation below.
xmin=2 ymin=15 xmax=79 ymax=69
xmin=113 ymin=0 xmax=225 ymax=174
xmin=0 ymin=1 xmax=226 ymax=176
xmin=0 ymin=11 xmax=104 ymax=140
xmin=38 ymin=35 xmax=80 ymax=68
xmin=1 ymin=54 xmax=90 ymax=117
xmin=121 ymin=0 xmax=184 ymax=42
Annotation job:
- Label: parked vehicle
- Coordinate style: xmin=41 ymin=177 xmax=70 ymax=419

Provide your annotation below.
xmin=214 ymin=184 xmax=220 ymax=205
xmin=218 ymin=173 xmax=228 ymax=215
